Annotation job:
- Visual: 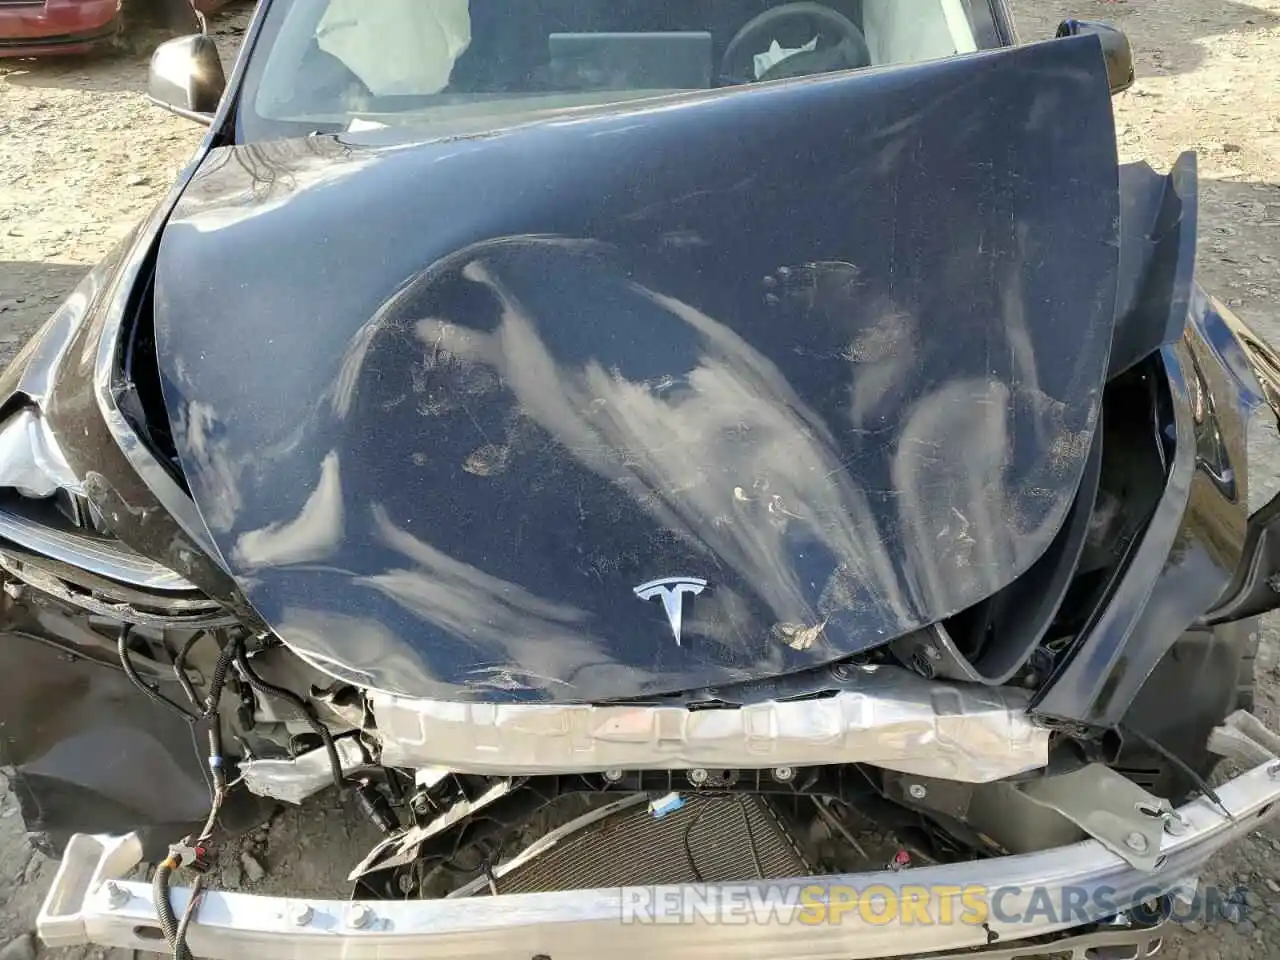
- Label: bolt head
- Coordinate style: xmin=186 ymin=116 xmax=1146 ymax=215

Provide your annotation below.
xmin=772 ymin=766 xmax=795 ymax=783
xmin=347 ymin=904 xmax=375 ymax=929
xmin=907 ymin=783 xmax=928 ymax=800
xmin=603 ymin=768 xmax=624 ymax=783
xmin=910 ymin=653 xmax=936 ymax=679
xmin=688 ymin=768 xmax=709 ymax=785
xmin=1163 ymin=813 xmax=1189 ymax=837
xmin=290 ymin=902 xmax=314 ymax=927
xmin=1124 ymin=831 xmax=1149 ymax=853
xmin=1267 ymin=760 xmax=1280 ymax=781
xmin=922 ymin=644 xmax=942 ymax=662
xmin=104 ymin=881 xmax=129 ymax=909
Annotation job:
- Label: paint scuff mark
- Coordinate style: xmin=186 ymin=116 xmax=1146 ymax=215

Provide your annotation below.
xmin=772 ymin=619 xmax=827 ymax=651
xmin=463 ymin=443 xmax=511 ymax=477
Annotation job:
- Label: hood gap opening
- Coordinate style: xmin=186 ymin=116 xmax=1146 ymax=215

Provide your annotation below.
xmin=115 ymin=263 xmax=190 ymax=496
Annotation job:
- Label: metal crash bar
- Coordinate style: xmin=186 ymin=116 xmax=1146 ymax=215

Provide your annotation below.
xmin=38 ymin=759 xmax=1280 ymax=960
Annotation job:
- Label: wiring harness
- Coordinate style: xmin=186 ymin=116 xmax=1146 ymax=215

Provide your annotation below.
xmin=118 ymin=628 xmax=351 ymax=958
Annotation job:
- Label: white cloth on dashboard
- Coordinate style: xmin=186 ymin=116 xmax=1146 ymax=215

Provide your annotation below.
xmin=317 ymin=0 xmax=472 ymax=96
xmin=753 ymin=37 xmax=819 ymax=78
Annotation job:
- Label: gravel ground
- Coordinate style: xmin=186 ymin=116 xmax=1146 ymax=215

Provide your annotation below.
xmin=2 ymin=1 xmax=1280 ymax=957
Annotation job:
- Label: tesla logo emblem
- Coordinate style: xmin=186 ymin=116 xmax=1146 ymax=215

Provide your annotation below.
xmin=634 ymin=577 xmax=707 ymax=646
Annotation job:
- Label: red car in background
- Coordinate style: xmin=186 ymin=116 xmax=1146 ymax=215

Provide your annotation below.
xmin=0 ymin=0 xmax=228 ymax=57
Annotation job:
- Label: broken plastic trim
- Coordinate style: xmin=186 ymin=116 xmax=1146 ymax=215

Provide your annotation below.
xmin=371 ymin=664 xmax=1049 ymax=783
xmin=0 ymin=503 xmax=198 ymax=592
xmin=0 ymin=552 xmax=236 ymax=628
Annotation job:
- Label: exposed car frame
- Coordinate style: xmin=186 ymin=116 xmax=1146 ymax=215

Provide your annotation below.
xmin=6 ymin=0 xmax=1280 ymax=956
xmin=40 ymin=760 xmax=1280 ymax=960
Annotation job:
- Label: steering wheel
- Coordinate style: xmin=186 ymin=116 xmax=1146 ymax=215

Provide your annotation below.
xmin=721 ymin=2 xmax=872 ymax=84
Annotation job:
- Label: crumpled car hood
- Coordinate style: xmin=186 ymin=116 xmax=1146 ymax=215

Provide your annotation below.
xmin=153 ymin=36 xmax=1120 ymax=702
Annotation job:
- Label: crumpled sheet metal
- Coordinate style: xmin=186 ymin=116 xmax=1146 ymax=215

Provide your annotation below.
xmin=371 ymin=666 xmax=1048 ymax=783
xmin=239 ymin=737 xmax=368 ymax=804
xmin=0 ymin=407 xmax=80 ymax=498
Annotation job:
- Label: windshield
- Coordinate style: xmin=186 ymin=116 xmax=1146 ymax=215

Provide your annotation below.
xmin=237 ymin=0 xmax=981 ymax=142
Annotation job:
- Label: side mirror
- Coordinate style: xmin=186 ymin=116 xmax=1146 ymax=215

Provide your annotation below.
xmin=148 ymin=34 xmax=226 ymax=125
xmin=1056 ymin=19 xmax=1135 ymax=95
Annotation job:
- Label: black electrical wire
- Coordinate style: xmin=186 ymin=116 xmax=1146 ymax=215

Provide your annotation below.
xmin=1121 ymin=724 xmax=1234 ymax=820
xmin=172 ymin=631 xmax=208 ymax=710
xmin=151 ymin=634 xmax=343 ymax=960
xmin=234 ymin=642 xmax=346 ymax=791
xmin=159 ymin=634 xmax=243 ymax=960
xmin=117 ymin=625 xmax=200 ymax=725
xmin=193 ymin=637 xmax=243 ymax=844
xmin=161 ymin=635 xmax=346 ymax=960
xmin=204 ymin=635 xmax=238 ymax=719
xmin=198 ymin=725 xmax=228 ymax=841
xmin=152 ymin=853 xmax=192 ymax=960
xmin=160 ymin=725 xmax=229 ymax=960
xmin=174 ymin=874 xmax=206 ymax=959
xmin=680 ymin=803 xmax=710 ymax=883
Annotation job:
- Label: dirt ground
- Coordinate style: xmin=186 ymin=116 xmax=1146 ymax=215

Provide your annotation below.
xmin=2 ymin=0 xmax=1280 ymax=957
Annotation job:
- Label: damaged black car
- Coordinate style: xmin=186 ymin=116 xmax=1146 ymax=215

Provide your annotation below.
xmin=8 ymin=1 xmax=1280 ymax=958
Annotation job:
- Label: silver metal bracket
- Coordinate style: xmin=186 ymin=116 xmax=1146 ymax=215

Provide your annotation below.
xmin=1019 ymin=763 xmax=1171 ymax=872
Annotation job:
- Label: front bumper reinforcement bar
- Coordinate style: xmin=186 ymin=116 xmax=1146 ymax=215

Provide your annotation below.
xmin=37 ymin=759 xmax=1280 ymax=960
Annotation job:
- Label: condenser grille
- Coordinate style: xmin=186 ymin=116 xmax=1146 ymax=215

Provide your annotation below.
xmin=494 ymin=794 xmax=811 ymax=894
